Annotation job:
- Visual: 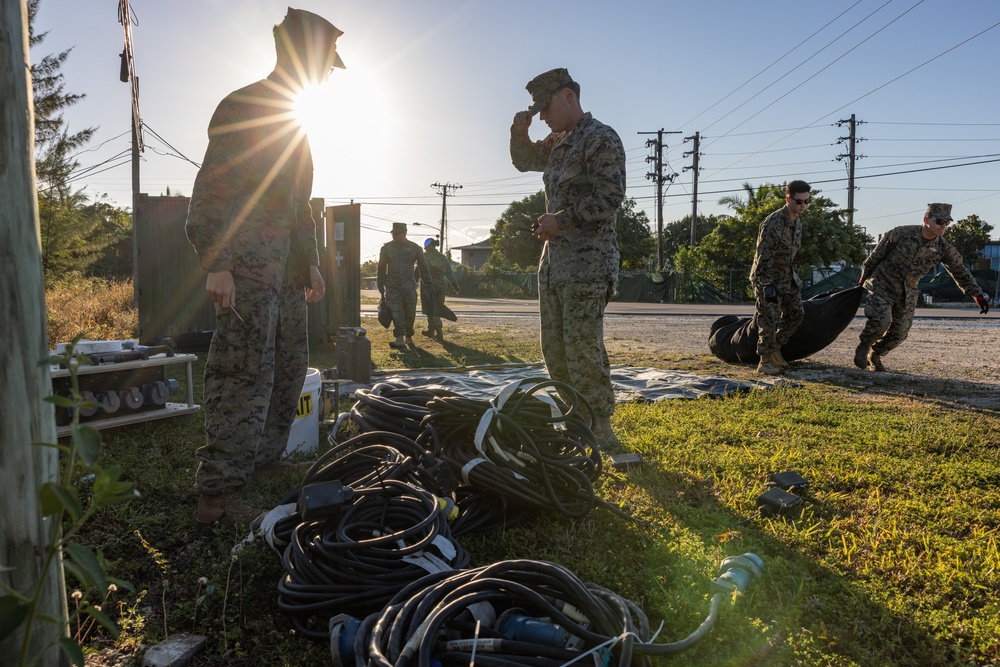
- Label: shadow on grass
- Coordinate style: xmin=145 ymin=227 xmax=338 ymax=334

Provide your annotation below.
xmin=790 ymin=360 xmax=1000 ymax=413
xmin=613 ymin=461 xmax=985 ymax=666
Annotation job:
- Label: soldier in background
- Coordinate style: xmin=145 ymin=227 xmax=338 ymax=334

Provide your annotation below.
xmin=510 ymin=67 xmax=626 ymax=452
xmin=185 ymin=8 xmax=342 ymax=525
xmin=855 ymin=203 xmax=990 ymax=371
xmin=420 ymin=237 xmax=460 ymax=342
xmin=377 ymin=222 xmax=431 ymax=349
xmin=749 ymin=180 xmax=811 ymax=375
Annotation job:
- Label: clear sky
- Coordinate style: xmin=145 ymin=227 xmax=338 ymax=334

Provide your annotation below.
xmin=33 ymin=0 xmax=1000 ymax=262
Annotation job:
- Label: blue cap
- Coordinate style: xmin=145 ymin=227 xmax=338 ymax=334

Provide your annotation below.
xmin=424 ymin=238 xmax=437 ymax=248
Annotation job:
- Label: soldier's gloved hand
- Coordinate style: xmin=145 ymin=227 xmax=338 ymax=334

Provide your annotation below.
xmin=763 ymin=284 xmax=778 ymax=303
xmin=974 ymin=294 xmax=990 ymax=314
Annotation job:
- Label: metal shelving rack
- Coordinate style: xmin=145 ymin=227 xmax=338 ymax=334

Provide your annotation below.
xmin=50 ymin=353 xmax=200 ymax=438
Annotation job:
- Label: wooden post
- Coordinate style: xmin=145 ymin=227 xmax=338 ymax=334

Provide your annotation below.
xmin=0 ymin=1 xmax=70 ymax=664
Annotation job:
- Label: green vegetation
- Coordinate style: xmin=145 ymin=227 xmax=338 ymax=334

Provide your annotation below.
xmin=486 ymin=193 xmax=655 ymax=271
xmin=36 ymin=288 xmax=1000 ymax=666
xmin=1 ymin=338 xmax=138 ymax=667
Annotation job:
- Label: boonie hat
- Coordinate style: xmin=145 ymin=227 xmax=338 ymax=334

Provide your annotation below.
xmin=925 ymin=203 xmax=953 ymax=221
xmin=391 ymin=222 xmax=407 ymax=234
xmin=526 ymin=68 xmax=575 ymax=115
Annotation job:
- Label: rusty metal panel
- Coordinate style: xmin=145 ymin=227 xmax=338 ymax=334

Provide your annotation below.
xmin=135 ymin=194 xmax=215 ymax=342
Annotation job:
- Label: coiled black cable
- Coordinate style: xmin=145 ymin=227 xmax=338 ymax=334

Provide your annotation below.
xmin=354 ymin=559 xmax=651 ymax=667
xmin=276 ymin=479 xmax=469 ymax=640
xmin=348 ymin=379 xmax=630 ymax=522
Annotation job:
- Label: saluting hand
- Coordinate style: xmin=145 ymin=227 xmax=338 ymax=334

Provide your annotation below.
xmin=512 ymin=110 xmax=533 ymax=132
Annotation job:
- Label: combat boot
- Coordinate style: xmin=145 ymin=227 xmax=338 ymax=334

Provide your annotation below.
xmin=405 ymin=336 xmax=416 ymax=349
xmin=389 ymin=336 xmax=406 ymax=349
xmin=854 ymin=343 xmax=871 ymax=369
xmin=421 ymin=329 xmax=435 ymax=338
xmin=593 ymin=415 xmax=622 ymax=453
xmin=433 ymin=326 xmax=445 ymax=343
xmin=196 ymin=494 xmax=263 ymax=527
xmin=756 ymin=354 xmax=783 ymax=376
xmin=772 ymin=350 xmax=791 ymax=370
xmin=867 ymin=350 xmax=886 ymax=372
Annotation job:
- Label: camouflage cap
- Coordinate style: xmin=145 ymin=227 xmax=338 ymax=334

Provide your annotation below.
xmin=526 ymin=68 xmax=575 ymax=115
xmin=281 ymin=7 xmax=346 ymax=69
xmin=925 ymin=203 xmax=953 ymax=221
xmin=391 ymin=222 xmax=407 ymax=234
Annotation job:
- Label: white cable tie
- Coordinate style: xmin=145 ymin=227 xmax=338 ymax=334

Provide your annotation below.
xmin=474 ymin=405 xmax=500 ymax=454
xmin=554 ymin=629 xmax=646 ymax=667
xmin=461 ymin=457 xmax=488 ymax=486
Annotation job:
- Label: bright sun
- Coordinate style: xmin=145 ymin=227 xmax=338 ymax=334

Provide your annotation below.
xmin=293 ymin=65 xmax=392 ymax=197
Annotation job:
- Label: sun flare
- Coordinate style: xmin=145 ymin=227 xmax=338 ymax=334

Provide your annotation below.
xmin=293 ymin=65 xmax=392 ymax=196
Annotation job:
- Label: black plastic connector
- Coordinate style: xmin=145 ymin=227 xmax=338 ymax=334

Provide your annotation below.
xmin=765 ymin=470 xmax=809 ymax=493
xmin=298 ymin=480 xmax=355 ymax=522
xmin=756 ymin=487 xmax=801 ymax=517
xmin=418 ymin=457 xmax=459 ymax=496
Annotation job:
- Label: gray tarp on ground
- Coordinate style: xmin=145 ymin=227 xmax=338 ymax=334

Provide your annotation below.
xmin=372 ymin=364 xmax=782 ymax=402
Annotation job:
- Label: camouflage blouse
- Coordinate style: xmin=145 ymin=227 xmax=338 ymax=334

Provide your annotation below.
xmin=510 ymin=112 xmax=626 ymax=287
xmin=861 ymin=225 xmax=983 ymax=298
xmin=186 ymin=74 xmax=320 ymax=288
xmin=750 ymin=206 xmax=802 ymax=288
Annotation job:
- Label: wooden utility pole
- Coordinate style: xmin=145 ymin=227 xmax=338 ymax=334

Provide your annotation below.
xmin=639 ymin=129 xmax=680 ymax=269
xmin=0 ymin=1 xmax=70 ymax=664
xmin=430 ymin=182 xmax=461 ymax=253
xmin=837 ymin=114 xmax=863 ymax=226
xmin=119 ymin=0 xmax=143 ymax=306
xmin=683 ymin=132 xmax=701 ymax=246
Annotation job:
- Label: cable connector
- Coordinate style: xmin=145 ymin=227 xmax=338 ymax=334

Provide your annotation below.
xmin=299 ymin=480 xmax=355 ymax=522
xmin=756 ymin=487 xmax=802 ymax=517
xmin=711 ymin=553 xmax=763 ymax=597
xmin=765 ymin=470 xmax=809 ymax=493
xmin=329 ymin=613 xmax=361 ymax=667
xmin=418 ymin=457 xmax=459 ymax=495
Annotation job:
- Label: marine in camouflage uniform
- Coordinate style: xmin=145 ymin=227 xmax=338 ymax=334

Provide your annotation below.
xmin=377 ymin=222 xmax=431 ymax=347
xmin=510 ymin=68 xmax=626 ymax=448
xmin=184 ymin=9 xmax=343 ymax=523
xmin=855 ymin=203 xmax=989 ymax=371
xmin=420 ymin=238 xmax=460 ymax=341
xmin=749 ymin=180 xmax=810 ymax=375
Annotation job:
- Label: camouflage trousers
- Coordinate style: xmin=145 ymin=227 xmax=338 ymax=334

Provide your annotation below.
xmin=539 ymin=280 xmax=615 ymax=417
xmin=195 ymin=273 xmax=308 ymax=496
xmin=386 ymin=285 xmax=417 ymax=337
xmin=753 ymin=282 xmax=804 ymax=357
xmin=859 ymin=289 xmax=917 ymax=356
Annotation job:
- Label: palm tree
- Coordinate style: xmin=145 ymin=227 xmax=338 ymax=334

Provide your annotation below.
xmin=718 ymin=182 xmax=779 ymax=216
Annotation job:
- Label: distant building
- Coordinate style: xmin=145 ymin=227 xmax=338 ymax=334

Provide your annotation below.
xmin=451 ymin=241 xmax=493 ymax=270
xmin=982 ymin=239 xmax=1000 ymax=270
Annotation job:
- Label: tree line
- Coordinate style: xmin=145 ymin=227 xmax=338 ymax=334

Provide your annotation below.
xmin=29 ymin=0 xmax=133 ymax=287
xmin=484 ymin=181 xmax=994 ymax=299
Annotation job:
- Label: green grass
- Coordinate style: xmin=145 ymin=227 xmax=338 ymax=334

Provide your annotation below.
xmin=62 ymin=314 xmax=1000 ymax=666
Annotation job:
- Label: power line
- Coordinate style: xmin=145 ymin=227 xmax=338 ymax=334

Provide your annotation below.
xmin=681 ymin=0 xmax=867 ymax=129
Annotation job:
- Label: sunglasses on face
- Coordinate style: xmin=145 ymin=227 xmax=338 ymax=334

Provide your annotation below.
xmin=789 ymin=196 xmax=810 ymax=206
xmin=932 ymin=218 xmax=950 ymax=227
